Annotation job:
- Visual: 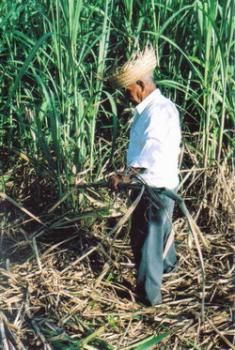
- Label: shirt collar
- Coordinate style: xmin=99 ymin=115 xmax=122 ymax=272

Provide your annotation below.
xmin=135 ymin=88 xmax=161 ymax=115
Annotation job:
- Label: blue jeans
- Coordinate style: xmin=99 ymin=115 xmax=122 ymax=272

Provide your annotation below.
xmin=130 ymin=189 xmax=177 ymax=305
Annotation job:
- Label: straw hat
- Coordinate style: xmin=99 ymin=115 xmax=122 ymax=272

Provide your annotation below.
xmin=109 ymin=46 xmax=157 ymax=88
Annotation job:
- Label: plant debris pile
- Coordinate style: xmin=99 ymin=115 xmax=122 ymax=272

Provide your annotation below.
xmin=0 ymin=166 xmax=234 ymax=350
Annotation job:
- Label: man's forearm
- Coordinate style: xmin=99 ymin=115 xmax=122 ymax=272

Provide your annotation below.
xmin=126 ymin=167 xmax=145 ymax=177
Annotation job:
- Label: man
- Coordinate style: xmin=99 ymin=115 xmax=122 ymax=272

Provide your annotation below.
xmin=109 ymin=46 xmax=181 ymax=306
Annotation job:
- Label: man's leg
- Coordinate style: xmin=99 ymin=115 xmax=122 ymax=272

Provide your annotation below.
xmin=137 ymin=192 xmax=176 ymax=305
xmin=163 ymin=230 xmax=177 ymax=273
xmin=129 ymin=192 xmax=148 ymax=270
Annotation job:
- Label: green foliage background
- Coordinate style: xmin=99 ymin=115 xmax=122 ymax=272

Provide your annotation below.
xmin=0 ymin=0 xmax=234 ymax=200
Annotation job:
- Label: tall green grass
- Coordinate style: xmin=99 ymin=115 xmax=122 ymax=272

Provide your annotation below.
xmin=0 ymin=0 xmax=234 ymax=203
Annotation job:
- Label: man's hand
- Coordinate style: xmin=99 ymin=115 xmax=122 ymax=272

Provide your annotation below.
xmin=109 ymin=167 xmax=144 ymax=192
xmin=109 ymin=173 xmax=131 ymax=192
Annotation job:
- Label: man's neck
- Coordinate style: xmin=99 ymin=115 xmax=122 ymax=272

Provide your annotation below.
xmin=142 ymin=85 xmax=156 ymax=101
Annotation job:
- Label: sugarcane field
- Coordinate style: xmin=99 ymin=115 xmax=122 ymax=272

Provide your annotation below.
xmin=0 ymin=1 xmax=234 ymax=349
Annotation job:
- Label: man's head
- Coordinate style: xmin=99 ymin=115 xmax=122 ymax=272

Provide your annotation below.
xmin=125 ymin=75 xmax=156 ymax=105
xmin=109 ymin=46 xmax=157 ymax=102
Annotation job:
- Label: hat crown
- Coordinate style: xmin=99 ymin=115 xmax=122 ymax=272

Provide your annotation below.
xmin=109 ymin=46 xmax=157 ymax=88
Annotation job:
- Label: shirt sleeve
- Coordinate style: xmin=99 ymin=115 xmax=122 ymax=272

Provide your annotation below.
xmin=128 ymin=104 xmax=171 ymax=169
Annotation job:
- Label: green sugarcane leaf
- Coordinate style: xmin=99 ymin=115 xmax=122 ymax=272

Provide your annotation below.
xmin=134 ymin=333 xmax=169 ymax=350
xmin=121 ymin=333 xmax=169 ymax=350
xmin=10 ymin=31 xmax=52 ymax=97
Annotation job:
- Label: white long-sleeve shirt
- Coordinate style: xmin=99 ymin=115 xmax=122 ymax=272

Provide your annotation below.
xmin=127 ymin=89 xmax=181 ymax=189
